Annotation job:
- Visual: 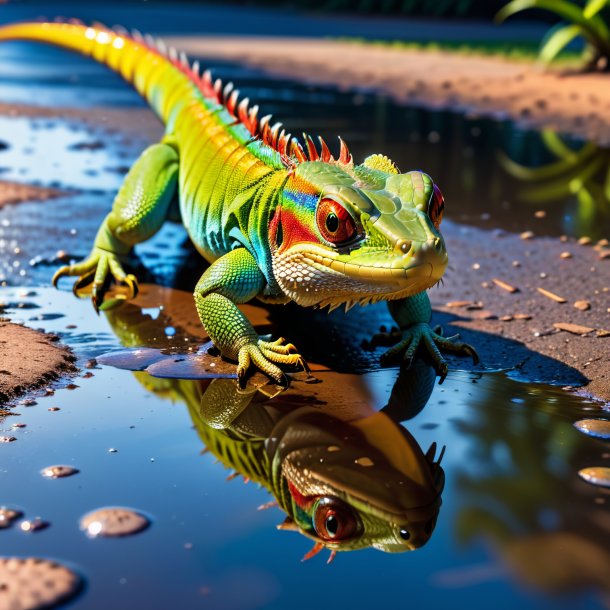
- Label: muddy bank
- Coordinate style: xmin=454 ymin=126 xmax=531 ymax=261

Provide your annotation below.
xmin=0 ymin=321 xmax=77 ymax=403
xmin=171 ymin=36 xmax=610 ymax=147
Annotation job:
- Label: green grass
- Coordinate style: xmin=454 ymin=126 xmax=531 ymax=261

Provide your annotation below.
xmin=337 ymin=37 xmax=584 ymax=64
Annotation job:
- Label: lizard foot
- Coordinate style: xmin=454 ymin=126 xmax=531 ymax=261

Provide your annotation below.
xmin=372 ymin=322 xmax=479 ymax=383
xmin=236 ymin=337 xmax=310 ymax=388
xmin=52 ymin=249 xmax=138 ymax=313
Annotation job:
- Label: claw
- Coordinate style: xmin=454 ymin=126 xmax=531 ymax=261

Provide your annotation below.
xmin=72 ymin=270 xmax=96 ymax=297
xmin=52 ymin=265 xmax=70 ymax=288
xmin=124 ymin=274 xmax=139 ymax=298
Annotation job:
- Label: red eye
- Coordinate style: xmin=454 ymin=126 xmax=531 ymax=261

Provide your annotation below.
xmin=313 ymin=498 xmax=360 ymax=542
xmin=428 ymin=184 xmax=445 ymax=230
xmin=316 ymin=198 xmax=357 ymax=245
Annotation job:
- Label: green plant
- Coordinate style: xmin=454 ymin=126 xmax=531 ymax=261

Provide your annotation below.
xmin=496 ymin=0 xmax=610 ymax=70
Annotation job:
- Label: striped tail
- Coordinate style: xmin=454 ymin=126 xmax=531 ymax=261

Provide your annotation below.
xmin=0 ymin=20 xmax=199 ymax=125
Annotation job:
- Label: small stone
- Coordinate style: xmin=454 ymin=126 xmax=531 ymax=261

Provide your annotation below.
xmin=553 ymin=322 xmax=595 ymax=335
xmin=560 ymin=251 xmax=573 ymax=259
xmin=560 ymin=235 xmax=568 ymax=242
xmin=599 ymin=250 xmax=610 ymax=260
xmin=534 ymin=210 xmax=546 ymax=219
xmin=598 ymin=238 xmax=609 ymax=247
xmin=574 ymin=300 xmax=591 ymax=311
xmin=578 ymin=467 xmax=610 ymax=488
xmin=0 ymin=436 xmax=17 ymax=443
xmin=47 ymin=407 xmax=60 ymax=412
xmin=41 ymin=465 xmax=79 ymax=479
xmin=0 ymin=557 xmax=80 ymax=610
xmin=471 ymin=263 xmax=480 ymax=270
xmin=520 ymin=231 xmax=534 ymax=240
xmin=0 ymin=507 xmax=23 ymax=529
xmin=500 ymin=315 xmax=513 ymax=322
xmin=512 ymin=261 xmax=521 ymax=267
xmin=513 ymin=313 xmax=532 ymax=320
xmin=20 ymin=518 xmax=49 ymax=533
xmin=574 ymin=419 xmax=610 ymax=440
xmin=578 ymin=236 xmax=592 ymax=246
xmin=80 ymin=507 xmax=149 ymax=537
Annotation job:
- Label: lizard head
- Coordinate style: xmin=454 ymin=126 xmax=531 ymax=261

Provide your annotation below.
xmin=271 ymin=409 xmax=445 ymax=554
xmin=271 ymin=155 xmax=447 ymax=308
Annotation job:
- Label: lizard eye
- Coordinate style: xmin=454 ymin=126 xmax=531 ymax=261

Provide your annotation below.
xmin=316 ymin=198 xmax=357 ymax=245
xmin=427 ymin=184 xmax=445 ymax=230
xmin=313 ymin=497 xmax=360 ymax=542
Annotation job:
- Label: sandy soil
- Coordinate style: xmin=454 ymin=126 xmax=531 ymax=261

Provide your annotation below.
xmin=0 ymin=321 xmax=77 ymax=404
xmin=170 ymin=36 xmax=610 ymax=147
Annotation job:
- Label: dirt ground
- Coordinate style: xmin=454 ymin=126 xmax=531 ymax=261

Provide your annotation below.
xmin=0 ymin=321 xmax=76 ymax=403
xmin=0 ymin=41 xmax=609 ymax=403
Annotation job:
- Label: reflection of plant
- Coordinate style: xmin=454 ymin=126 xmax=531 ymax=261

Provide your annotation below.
xmin=496 ymin=0 xmax=610 ymax=69
xmin=499 ymin=129 xmax=610 ymax=235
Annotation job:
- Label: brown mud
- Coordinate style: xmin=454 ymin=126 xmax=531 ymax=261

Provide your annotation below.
xmin=0 ymin=321 xmax=77 ymax=403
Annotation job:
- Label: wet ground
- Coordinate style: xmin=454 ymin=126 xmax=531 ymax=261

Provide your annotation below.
xmin=0 ymin=11 xmax=610 ymax=610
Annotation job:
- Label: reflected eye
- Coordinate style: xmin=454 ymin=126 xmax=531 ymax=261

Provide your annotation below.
xmin=427 ymin=184 xmax=445 ymax=230
xmin=313 ymin=497 xmax=360 ymax=542
xmin=316 ymin=198 xmax=357 ymax=245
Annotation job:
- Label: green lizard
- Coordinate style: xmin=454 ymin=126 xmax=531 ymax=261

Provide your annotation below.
xmin=101 ymin=295 xmax=444 ymax=557
xmin=0 ymin=20 xmax=477 ymax=385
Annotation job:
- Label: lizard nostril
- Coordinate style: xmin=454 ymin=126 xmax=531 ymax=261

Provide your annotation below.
xmin=398 ymin=240 xmax=412 ymax=254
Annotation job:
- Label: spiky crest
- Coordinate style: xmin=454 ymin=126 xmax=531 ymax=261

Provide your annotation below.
xmin=52 ymin=18 xmax=355 ymax=170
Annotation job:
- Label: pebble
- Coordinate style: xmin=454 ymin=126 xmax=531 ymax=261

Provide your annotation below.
xmin=47 ymin=407 xmax=60 ymax=412
xmin=578 ymin=236 xmax=592 ymax=245
xmin=0 ymin=507 xmax=23 ymax=529
xmin=0 ymin=436 xmax=17 ymax=443
xmin=80 ymin=507 xmax=150 ymax=537
xmin=0 ymin=557 xmax=81 ymax=610
xmin=520 ymin=231 xmax=534 ymax=240
xmin=20 ymin=518 xmax=49 ymax=533
xmin=574 ymin=300 xmax=591 ymax=311
xmin=41 ymin=465 xmax=79 ymax=479
xmin=500 ymin=315 xmax=513 ymax=322
xmin=578 ymin=467 xmax=610 ymax=488
xmin=560 ymin=252 xmax=572 ymax=259
xmin=574 ymin=419 xmax=610 ymax=440
xmin=534 ymin=210 xmax=546 ymax=218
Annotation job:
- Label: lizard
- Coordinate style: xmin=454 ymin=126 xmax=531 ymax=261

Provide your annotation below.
xmin=99 ymin=294 xmax=445 ymax=557
xmin=0 ymin=19 xmax=478 ymax=385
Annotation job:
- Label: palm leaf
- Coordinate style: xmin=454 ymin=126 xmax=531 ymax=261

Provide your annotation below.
xmin=496 ymin=0 xmax=610 ymax=54
xmin=539 ymin=24 xmax=583 ymax=63
xmin=584 ymin=0 xmax=608 ymax=19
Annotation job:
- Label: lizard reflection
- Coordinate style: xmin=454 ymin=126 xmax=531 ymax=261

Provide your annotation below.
xmin=100 ymin=288 xmax=445 ymax=559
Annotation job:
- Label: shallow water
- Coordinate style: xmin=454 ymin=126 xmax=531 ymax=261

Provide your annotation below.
xmin=0 ymin=16 xmax=609 ymax=610
xmin=1 ymin=286 xmax=610 ymax=610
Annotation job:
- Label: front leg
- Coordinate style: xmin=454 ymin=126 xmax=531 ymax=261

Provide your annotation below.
xmin=374 ymin=292 xmax=478 ymax=382
xmin=53 ymin=139 xmax=179 ymax=310
xmin=194 ymin=248 xmax=308 ymax=387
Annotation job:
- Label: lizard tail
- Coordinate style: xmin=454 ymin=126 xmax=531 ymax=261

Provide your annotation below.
xmin=0 ymin=20 xmax=199 ymax=125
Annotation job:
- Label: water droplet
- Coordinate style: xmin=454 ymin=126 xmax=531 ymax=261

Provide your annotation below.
xmin=355 ymin=457 xmax=374 ymax=467
xmin=41 ymin=465 xmax=79 ymax=479
xmin=0 ymin=507 xmax=23 ymax=529
xmin=80 ymin=507 xmax=150 ymax=537
xmin=0 ymin=557 xmax=80 ymax=609
xmin=578 ymin=467 xmax=610 ymax=488
xmin=574 ymin=419 xmax=610 ymax=440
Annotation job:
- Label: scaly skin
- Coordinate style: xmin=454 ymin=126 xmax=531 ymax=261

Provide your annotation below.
xmin=0 ymin=20 xmax=478 ymax=384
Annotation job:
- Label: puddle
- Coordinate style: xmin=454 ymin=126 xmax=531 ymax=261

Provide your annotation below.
xmin=1 ymin=286 xmax=609 ymax=609
xmin=0 ymin=31 xmax=609 ymax=610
